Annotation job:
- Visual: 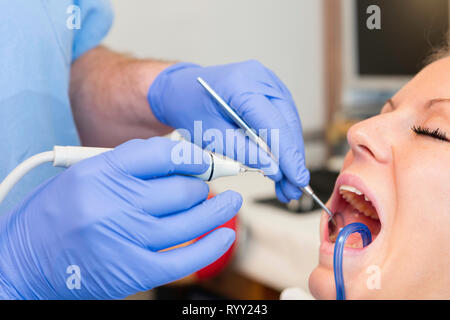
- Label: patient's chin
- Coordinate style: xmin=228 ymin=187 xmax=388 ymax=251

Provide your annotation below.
xmin=308 ymin=266 xmax=336 ymax=300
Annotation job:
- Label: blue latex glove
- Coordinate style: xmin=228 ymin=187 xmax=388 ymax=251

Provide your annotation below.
xmin=0 ymin=137 xmax=242 ymax=299
xmin=148 ymin=61 xmax=310 ymax=203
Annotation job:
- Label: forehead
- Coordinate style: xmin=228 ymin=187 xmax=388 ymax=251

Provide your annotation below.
xmin=395 ymin=57 xmax=450 ymax=102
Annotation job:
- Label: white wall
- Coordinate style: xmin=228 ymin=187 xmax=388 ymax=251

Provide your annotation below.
xmin=104 ymin=0 xmax=324 ymax=132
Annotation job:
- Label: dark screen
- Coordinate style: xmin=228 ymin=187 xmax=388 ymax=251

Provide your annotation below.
xmin=356 ymin=0 xmax=449 ymax=76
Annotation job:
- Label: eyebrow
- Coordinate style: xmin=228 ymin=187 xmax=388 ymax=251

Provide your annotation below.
xmin=428 ymin=98 xmax=450 ymax=109
xmin=386 ymin=98 xmax=395 ymax=109
xmin=386 ymin=98 xmax=450 ymax=110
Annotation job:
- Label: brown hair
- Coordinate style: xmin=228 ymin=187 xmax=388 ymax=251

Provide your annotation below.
xmin=424 ymin=33 xmax=450 ymax=66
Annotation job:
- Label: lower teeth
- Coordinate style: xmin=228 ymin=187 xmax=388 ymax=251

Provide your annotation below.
xmin=329 ymin=234 xmax=361 ymax=248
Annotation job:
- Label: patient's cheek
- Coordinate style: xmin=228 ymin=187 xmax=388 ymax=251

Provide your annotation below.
xmin=341 ymin=151 xmax=354 ymax=172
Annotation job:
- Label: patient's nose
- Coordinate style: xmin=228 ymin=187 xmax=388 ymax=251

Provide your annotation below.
xmin=346 ymin=115 xmax=393 ymax=164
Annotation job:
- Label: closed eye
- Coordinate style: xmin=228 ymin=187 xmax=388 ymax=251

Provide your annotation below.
xmin=411 ymin=125 xmax=449 ymax=142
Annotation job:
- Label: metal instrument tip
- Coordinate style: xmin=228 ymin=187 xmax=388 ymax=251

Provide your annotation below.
xmin=300 ymin=185 xmax=336 ymax=225
xmin=240 ymin=166 xmax=265 ymax=175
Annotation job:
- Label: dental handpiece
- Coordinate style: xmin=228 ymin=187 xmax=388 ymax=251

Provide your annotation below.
xmin=50 ymin=146 xmax=260 ymax=181
xmin=197 ymin=77 xmax=336 ymax=224
xmin=192 ymin=152 xmax=263 ymax=181
xmin=0 ymin=146 xmax=263 ymax=204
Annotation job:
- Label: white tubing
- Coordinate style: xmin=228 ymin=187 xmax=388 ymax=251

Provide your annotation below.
xmin=53 ymin=146 xmax=112 ymax=168
xmin=0 ymin=147 xmax=113 ymax=205
xmin=0 ymin=151 xmax=55 ymax=204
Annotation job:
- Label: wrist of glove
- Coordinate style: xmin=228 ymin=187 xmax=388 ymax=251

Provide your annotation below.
xmin=148 ymin=62 xmax=201 ymax=126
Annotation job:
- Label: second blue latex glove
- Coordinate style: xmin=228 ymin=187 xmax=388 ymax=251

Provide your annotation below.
xmin=0 ymin=137 xmax=242 ymax=299
xmin=148 ymin=61 xmax=310 ymax=202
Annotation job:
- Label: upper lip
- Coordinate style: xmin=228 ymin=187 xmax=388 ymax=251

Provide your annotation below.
xmin=322 ymin=172 xmax=385 ymax=248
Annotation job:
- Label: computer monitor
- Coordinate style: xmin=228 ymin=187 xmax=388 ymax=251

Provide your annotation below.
xmin=343 ymin=0 xmax=450 ymax=90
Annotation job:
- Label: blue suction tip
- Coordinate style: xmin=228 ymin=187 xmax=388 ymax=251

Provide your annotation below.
xmin=333 ymin=222 xmax=372 ymax=300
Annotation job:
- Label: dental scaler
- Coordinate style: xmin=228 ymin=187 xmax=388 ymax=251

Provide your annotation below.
xmin=0 ymin=146 xmax=263 ymax=204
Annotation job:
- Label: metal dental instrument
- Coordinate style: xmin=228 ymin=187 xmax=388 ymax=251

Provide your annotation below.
xmin=197 ymin=77 xmax=336 ymax=225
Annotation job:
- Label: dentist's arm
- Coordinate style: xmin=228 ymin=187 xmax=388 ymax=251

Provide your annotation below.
xmin=70 ymin=46 xmax=174 ymax=147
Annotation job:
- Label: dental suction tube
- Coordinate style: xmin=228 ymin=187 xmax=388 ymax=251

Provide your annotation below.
xmin=333 ymin=222 xmax=372 ymax=300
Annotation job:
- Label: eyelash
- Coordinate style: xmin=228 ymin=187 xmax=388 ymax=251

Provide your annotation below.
xmin=411 ymin=125 xmax=449 ymax=142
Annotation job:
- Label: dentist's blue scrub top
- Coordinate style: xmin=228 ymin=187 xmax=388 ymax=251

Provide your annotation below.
xmin=0 ymin=0 xmax=113 ymax=215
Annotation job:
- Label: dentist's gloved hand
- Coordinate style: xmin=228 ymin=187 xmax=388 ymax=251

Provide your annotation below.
xmin=0 ymin=137 xmax=242 ymax=299
xmin=148 ymin=61 xmax=309 ymax=203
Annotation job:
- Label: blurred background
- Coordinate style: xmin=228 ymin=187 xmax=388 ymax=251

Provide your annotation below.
xmin=103 ymin=0 xmax=449 ymax=299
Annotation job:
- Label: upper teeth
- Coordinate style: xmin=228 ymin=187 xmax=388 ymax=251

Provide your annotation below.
xmin=339 ymin=185 xmax=363 ymax=195
xmin=338 ymin=185 xmax=378 ymax=220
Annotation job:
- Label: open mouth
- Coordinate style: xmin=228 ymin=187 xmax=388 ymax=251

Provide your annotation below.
xmin=328 ymin=184 xmax=382 ymax=249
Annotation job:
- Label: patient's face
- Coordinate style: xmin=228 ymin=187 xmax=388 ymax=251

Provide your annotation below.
xmin=309 ymin=57 xmax=450 ymax=299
